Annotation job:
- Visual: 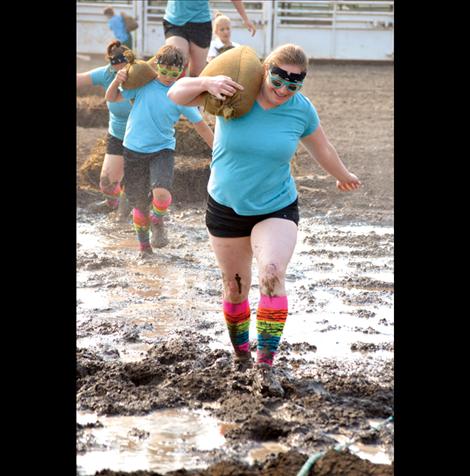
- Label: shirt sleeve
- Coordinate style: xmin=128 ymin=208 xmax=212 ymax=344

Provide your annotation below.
xmin=180 ymin=105 xmax=203 ymax=123
xmin=208 ymin=41 xmax=218 ymax=58
xmin=301 ymin=96 xmax=321 ymax=137
xmin=89 ymin=67 xmax=106 ymax=87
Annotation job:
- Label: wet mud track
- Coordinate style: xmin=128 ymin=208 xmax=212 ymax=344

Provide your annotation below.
xmin=77 ymin=206 xmax=394 ymax=475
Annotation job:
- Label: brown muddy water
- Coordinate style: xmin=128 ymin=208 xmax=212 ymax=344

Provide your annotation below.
xmin=77 ymin=205 xmax=394 ymax=476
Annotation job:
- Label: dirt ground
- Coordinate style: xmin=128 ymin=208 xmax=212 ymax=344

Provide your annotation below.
xmin=77 ymin=55 xmax=394 ymax=475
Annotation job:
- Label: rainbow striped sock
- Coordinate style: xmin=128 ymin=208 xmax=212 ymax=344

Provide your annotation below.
xmin=223 ymin=299 xmax=251 ymax=357
xmin=132 ymin=207 xmax=151 ymax=251
xmin=256 ymin=295 xmax=288 ymax=366
xmin=101 ymin=182 xmax=121 ymax=209
xmin=149 ymin=196 xmax=172 ymax=224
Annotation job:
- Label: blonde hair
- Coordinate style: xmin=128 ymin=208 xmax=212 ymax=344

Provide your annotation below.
xmin=213 ymin=11 xmax=231 ymax=32
xmin=264 ymin=44 xmax=308 ymax=72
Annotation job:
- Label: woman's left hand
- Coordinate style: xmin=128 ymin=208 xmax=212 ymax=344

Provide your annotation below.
xmin=336 ymin=173 xmax=361 ymax=192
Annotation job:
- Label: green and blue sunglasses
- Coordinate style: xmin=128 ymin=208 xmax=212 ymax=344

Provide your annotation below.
xmin=268 ymin=65 xmax=306 ymax=93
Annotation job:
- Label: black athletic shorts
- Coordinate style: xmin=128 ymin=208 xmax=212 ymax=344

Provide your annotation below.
xmin=106 ymin=132 xmax=124 ymax=155
xmin=206 ymin=194 xmax=299 ymax=238
xmin=163 ymin=19 xmax=212 ymax=49
xmin=123 ymin=147 xmax=175 ymax=210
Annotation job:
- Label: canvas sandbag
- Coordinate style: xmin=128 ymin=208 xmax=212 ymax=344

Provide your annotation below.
xmin=199 ymin=45 xmax=263 ymax=119
xmin=121 ymin=50 xmax=157 ymax=90
xmin=121 ymin=12 xmax=138 ymax=32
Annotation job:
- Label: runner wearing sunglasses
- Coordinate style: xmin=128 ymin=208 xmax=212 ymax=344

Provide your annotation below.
xmin=168 ymin=44 xmax=361 ymax=396
xmin=105 ymin=45 xmax=214 ymax=259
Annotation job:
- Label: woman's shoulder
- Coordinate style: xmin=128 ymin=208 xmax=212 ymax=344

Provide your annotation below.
xmin=293 ymin=92 xmax=316 ymax=109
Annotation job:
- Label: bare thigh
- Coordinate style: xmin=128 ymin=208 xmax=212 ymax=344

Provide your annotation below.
xmin=251 ymin=218 xmax=298 ymax=296
xmin=188 ymin=42 xmax=209 ymax=76
xmin=208 ymin=232 xmax=253 ymax=303
xmin=100 ymin=154 xmax=124 ymax=184
xmin=165 ymin=36 xmax=190 ymax=64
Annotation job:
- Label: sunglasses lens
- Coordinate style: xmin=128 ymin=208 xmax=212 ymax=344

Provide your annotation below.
xmin=271 ymin=78 xmax=283 ymax=88
xmin=288 ymin=84 xmax=300 ymax=92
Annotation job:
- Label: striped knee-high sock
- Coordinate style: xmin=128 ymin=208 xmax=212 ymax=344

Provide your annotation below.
xmin=256 ymin=295 xmax=288 ymax=366
xmin=132 ymin=207 xmax=151 ymax=251
xmin=149 ymin=196 xmax=172 ymax=224
xmin=223 ymin=299 xmax=251 ymax=357
xmin=101 ymin=182 xmax=122 ymax=209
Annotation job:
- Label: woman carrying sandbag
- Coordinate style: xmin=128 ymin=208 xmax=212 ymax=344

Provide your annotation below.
xmin=103 ymin=6 xmax=132 ymax=50
xmin=163 ymin=0 xmax=256 ymax=77
xmin=105 ymin=45 xmax=214 ymax=259
xmin=168 ymin=43 xmax=361 ymax=397
xmin=76 ymin=40 xmax=133 ymax=221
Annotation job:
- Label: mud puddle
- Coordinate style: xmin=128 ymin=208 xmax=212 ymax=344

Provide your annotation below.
xmin=77 ymin=206 xmax=394 ymax=475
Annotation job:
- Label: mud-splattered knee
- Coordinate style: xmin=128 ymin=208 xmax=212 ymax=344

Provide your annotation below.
xmin=99 ymin=175 xmax=119 ymax=194
xmin=259 ymin=263 xmax=284 ymax=297
xmin=222 ymin=273 xmax=248 ymax=302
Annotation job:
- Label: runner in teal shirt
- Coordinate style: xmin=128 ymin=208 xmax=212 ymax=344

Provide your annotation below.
xmin=209 ymin=93 xmax=319 ymax=215
xmin=168 ymin=44 xmax=361 ymax=396
xmin=163 ymin=0 xmax=256 ymax=77
xmin=89 ymin=65 xmax=132 ymax=141
xmin=164 ymin=0 xmax=211 ymax=25
xmin=103 ymin=6 xmax=132 ymax=49
xmin=76 ymin=40 xmax=133 ymax=219
xmin=105 ymin=45 xmax=214 ymax=258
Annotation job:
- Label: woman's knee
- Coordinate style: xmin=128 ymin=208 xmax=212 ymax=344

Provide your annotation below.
xmin=99 ymin=174 xmax=120 ymax=194
xmin=259 ymin=263 xmax=286 ymax=296
xmin=222 ymin=273 xmax=250 ymax=302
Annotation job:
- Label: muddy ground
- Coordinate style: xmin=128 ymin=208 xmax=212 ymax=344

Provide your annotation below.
xmin=77 ymin=55 xmax=394 ymax=475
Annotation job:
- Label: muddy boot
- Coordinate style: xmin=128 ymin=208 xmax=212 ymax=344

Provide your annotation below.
xmin=150 ymin=219 xmax=169 ymax=248
xmin=116 ymin=195 xmax=132 ymax=223
xmin=253 ymin=362 xmax=285 ymax=398
xmin=232 ymin=352 xmax=254 ymax=373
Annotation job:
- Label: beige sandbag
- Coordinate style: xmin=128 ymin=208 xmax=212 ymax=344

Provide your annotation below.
xmin=199 ymin=45 xmax=264 ymax=119
xmin=121 ymin=50 xmax=157 ymax=90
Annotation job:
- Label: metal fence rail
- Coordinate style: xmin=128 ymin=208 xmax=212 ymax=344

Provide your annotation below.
xmin=77 ymin=1 xmax=394 ymax=60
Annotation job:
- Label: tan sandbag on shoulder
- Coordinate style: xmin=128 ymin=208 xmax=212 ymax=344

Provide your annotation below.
xmin=121 ymin=50 xmax=157 ymax=90
xmin=199 ymin=45 xmax=264 ymax=119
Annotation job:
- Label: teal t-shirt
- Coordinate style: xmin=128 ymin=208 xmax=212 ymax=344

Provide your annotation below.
xmin=120 ymin=79 xmax=202 ymax=153
xmin=89 ymin=65 xmax=132 ymax=140
xmin=164 ymin=0 xmax=211 ymax=25
xmin=209 ymin=94 xmax=320 ymax=215
xmin=108 ymin=15 xmax=129 ymax=42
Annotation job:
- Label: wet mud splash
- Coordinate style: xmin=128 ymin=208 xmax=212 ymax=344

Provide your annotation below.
xmin=77 ymin=207 xmax=393 ymax=476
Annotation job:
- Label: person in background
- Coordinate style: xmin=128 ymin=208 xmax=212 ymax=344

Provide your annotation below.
xmin=103 ymin=6 xmax=133 ymax=49
xmin=163 ymin=0 xmax=256 ymax=77
xmin=167 ymin=43 xmax=361 ymax=397
xmin=77 ymin=40 xmax=133 ymax=221
xmin=105 ymin=45 xmax=214 ymax=259
xmin=207 ymin=11 xmax=240 ymax=62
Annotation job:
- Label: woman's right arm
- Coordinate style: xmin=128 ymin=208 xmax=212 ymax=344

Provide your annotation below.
xmin=167 ymin=76 xmax=244 ymax=106
xmin=77 ymin=72 xmax=93 ymax=89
